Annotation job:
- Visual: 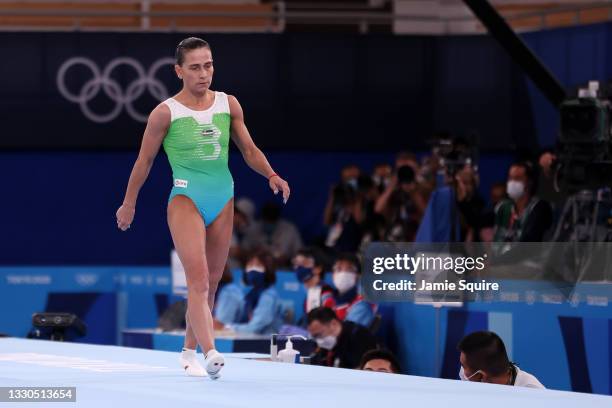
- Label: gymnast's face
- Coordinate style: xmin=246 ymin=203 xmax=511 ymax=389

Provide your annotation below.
xmin=175 ymin=47 xmax=214 ymax=95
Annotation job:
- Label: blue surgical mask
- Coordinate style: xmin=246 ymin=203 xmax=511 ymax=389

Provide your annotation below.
xmin=295 ymin=266 xmax=314 ymax=283
xmin=246 ymin=268 xmax=266 ymax=287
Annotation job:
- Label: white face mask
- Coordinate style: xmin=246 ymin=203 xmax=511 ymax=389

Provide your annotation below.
xmin=333 ymin=271 xmax=357 ymax=293
xmin=506 ymin=180 xmax=525 ymax=200
xmin=315 ymin=335 xmax=337 ymax=350
xmin=245 ymin=265 xmax=265 ymax=273
xmin=458 ymin=366 xmax=484 ymax=381
xmin=459 ymin=366 xmax=467 ymax=381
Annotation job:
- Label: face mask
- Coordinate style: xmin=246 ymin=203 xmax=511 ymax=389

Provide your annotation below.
xmin=295 ymin=266 xmax=314 ymax=283
xmin=459 ymin=366 xmax=467 ymax=381
xmin=245 ymin=267 xmax=265 ymax=287
xmin=315 ymin=335 xmax=337 ymax=350
xmin=506 ymin=180 xmax=525 ymax=200
xmin=346 ymin=178 xmax=358 ymax=190
xmin=333 ymin=271 xmax=357 ymax=293
xmin=458 ymin=366 xmax=483 ymax=382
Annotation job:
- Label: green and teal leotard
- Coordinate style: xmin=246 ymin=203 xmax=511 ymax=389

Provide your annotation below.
xmin=162 ymin=92 xmax=233 ymax=226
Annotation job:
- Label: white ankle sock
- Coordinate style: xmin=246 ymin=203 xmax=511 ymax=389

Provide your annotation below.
xmin=179 ymin=348 xmax=205 ymax=377
xmin=204 ymin=349 xmax=225 ymax=380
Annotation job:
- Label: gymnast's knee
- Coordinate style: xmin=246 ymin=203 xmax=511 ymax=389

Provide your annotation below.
xmin=187 ymin=277 xmax=210 ymax=300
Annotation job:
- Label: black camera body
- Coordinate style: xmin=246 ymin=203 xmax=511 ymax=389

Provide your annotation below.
xmin=556 ymin=83 xmax=612 ymax=193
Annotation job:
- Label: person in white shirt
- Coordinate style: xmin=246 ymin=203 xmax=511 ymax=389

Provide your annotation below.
xmin=458 ymin=331 xmax=545 ymax=389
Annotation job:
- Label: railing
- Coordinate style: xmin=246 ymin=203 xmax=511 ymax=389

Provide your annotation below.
xmin=0 ymin=1 xmax=610 ymax=33
xmin=496 ymin=2 xmax=612 ymax=31
xmin=0 ymin=1 xmax=286 ymax=32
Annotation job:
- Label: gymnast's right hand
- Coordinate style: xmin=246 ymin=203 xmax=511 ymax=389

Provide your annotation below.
xmin=116 ymin=203 xmax=135 ymax=231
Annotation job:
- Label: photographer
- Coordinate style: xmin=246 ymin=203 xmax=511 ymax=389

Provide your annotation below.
xmin=372 ymin=163 xmax=393 ymax=193
xmin=537 ymin=151 xmax=566 ymax=213
xmin=375 ymin=165 xmax=427 ymax=242
xmin=322 ymin=165 xmax=365 ymax=252
xmin=455 ymin=164 xmax=486 ymax=242
xmin=323 ymin=164 xmax=362 ymax=226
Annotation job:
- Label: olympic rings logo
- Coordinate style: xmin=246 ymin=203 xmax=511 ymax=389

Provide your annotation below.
xmin=56 ymin=57 xmax=175 ymax=123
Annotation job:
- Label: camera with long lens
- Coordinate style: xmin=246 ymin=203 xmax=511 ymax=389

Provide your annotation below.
xmin=435 ymin=135 xmax=478 ymax=178
xmin=556 ymin=81 xmax=612 ymax=193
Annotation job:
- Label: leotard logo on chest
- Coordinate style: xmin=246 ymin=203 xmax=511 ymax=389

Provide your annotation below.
xmin=198 ymin=123 xmax=222 ymax=161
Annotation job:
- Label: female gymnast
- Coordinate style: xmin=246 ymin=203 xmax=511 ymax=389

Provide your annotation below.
xmin=116 ymin=37 xmax=290 ymax=379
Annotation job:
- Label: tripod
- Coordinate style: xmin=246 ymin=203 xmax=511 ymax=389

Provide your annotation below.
xmin=551 ymin=188 xmax=612 ymax=282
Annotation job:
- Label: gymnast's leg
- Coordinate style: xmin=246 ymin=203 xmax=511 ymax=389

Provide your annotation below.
xmin=168 ymin=195 xmax=220 ymax=377
xmin=183 ymin=199 xmax=234 ymax=349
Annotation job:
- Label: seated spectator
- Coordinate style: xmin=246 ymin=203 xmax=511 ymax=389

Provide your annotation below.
xmin=332 ymin=253 xmax=375 ymax=328
xmin=212 ymin=263 xmax=244 ymax=326
xmin=292 ymin=248 xmax=336 ymax=314
xmin=458 ymin=331 xmax=544 ymax=388
xmin=222 ymin=250 xmax=284 ymax=335
xmin=359 ymin=349 xmax=401 ymax=374
xmin=242 ymin=202 xmax=303 ymax=267
xmin=493 ymin=161 xmax=553 ymax=243
xmin=307 ymin=307 xmax=378 ymax=369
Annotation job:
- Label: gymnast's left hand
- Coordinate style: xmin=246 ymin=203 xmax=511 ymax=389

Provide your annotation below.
xmin=116 ymin=203 xmax=135 ymax=231
xmin=269 ymin=175 xmax=290 ymax=204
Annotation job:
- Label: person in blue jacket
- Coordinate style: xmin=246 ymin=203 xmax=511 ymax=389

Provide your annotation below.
xmin=212 ymin=263 xmax=245 ymax=325
xmin=225 ymin=249 xmax=284 ymax=334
